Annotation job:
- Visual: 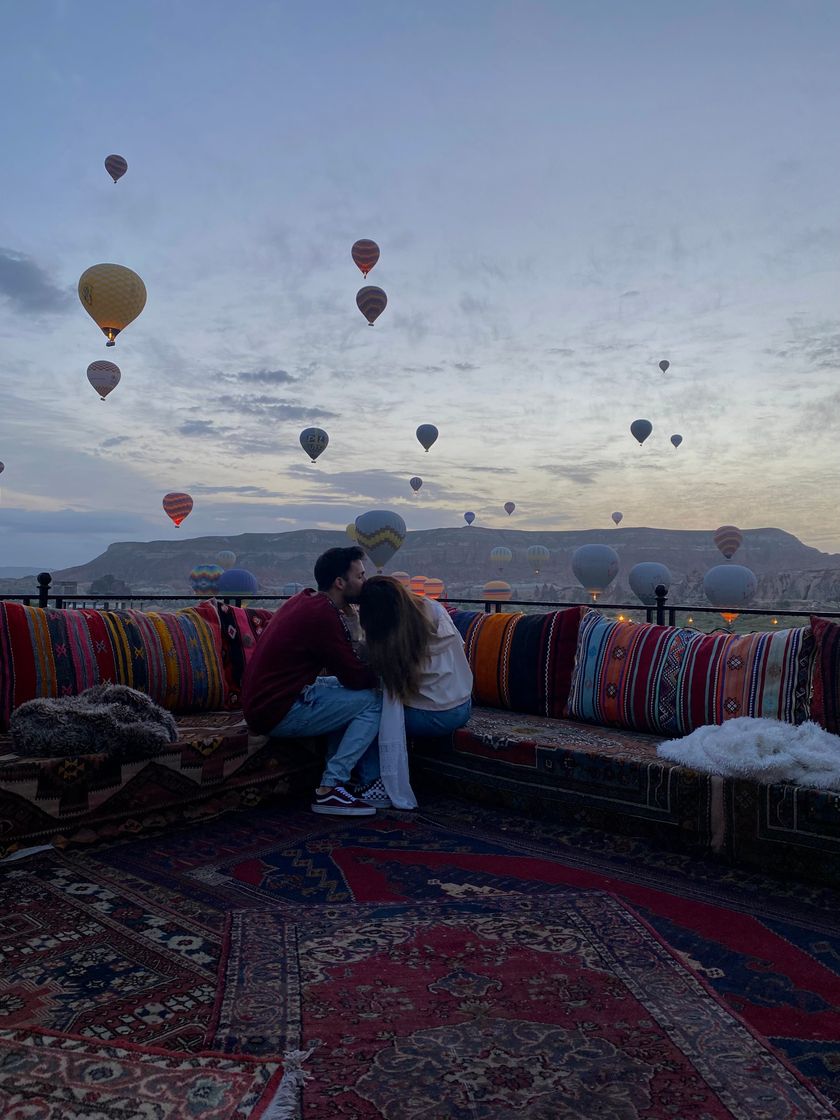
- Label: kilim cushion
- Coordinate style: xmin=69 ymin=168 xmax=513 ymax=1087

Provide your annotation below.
xmin=808 ymin=615 xmax=840 ymax=733
xmin=566 ymin=610 xmax=814 ymax=735
xmin=215 ymin=601 xmax=275 ymax=706
xmin=0 ymin=600 xmax=227 ymax=729
xmin=448 ymin=607 xmax=585 ymax=716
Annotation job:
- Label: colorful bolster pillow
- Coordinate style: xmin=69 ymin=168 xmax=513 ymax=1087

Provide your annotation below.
xmin=0 ymin=599 xmax=227 ymax=728
xmin=215 ymin=601 xmax=275 ymax=706
xmin=449 ymin=606 xmax=585 ymax=717
xmin=808 ymin=615 xmax=840 ymax=734
xmin=566 ymin=609 xmax=815 ymax=735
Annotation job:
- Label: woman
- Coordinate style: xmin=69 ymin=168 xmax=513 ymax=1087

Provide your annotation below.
xmin=353 ymin=576 xmax=473 ymax=806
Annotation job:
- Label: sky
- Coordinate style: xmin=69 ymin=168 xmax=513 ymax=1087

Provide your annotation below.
xmin=1 ymin=0 xmax=839 ymax=568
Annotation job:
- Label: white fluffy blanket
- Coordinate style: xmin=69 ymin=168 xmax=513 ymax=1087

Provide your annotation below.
xmin=657 ymin=718 xmax=840 ymax=789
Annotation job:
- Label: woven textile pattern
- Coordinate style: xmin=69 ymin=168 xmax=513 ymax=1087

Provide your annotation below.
xmin=448 ymin=607 xmax=584 ymax=717
xmin=0 ymin=600 xmax=226 ymax=728
xmin=809 ymin=616 xmax=840 ymax=734
xmin=567 ymin=610 xmax=814 ymax=735
xmin=215 ymin=602 xmax=274 ymax=707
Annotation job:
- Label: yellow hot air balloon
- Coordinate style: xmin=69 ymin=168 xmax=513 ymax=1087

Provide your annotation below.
xmin=346 ymin=522 xmax=358 ymax=542
xmin=78 ymin=264 xmax=147 ymax=346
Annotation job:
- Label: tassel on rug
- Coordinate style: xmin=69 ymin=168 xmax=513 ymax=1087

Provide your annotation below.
xmin=260 ymin=1047 xmax=314 ymax=1120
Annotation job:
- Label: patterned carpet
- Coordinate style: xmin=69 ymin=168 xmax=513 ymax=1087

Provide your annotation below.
xmin=2 ymin=792 xmax=840 ymax=1117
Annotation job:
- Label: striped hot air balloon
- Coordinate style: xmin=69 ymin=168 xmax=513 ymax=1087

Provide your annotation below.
xmin=490 ymin=546 xmax=513 ymax=572
xmin=410 ymin=575 xmax=429 ymax=596
xmin=424 ymin=577 xmax=445 ymax=601
xmin=351 ymin=239 xmax=380 ymax=276
xmin=162 ymin=492 xmax=193 ymax=527
xmin=354 ymin=509 xmax=407 ymax=570
xmin=189 ymin=564 xmax=223 ymax=596
xmin=78 ymin=263 xmax=147 ymax=346
xmin=713 ymin=525 xmax=743 ymax=560
xmin=483 ymin=580 xmax=512 ymax=602
xmin=356 ymin=285 xmax=387 ymax=325
xmin=217 ymin=550 xmax=237 ymax=569
xmin=104 ymin=154 xmax=128 ymax=183
xmin=527 ymin=545 xmax=550 ymax=574
xmin=390 ymin=571 xmax=411 ymax=588
xmin=87 ymin=360 xmax=121 ymax=400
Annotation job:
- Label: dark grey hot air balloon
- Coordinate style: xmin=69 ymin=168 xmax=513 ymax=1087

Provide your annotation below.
xmin=409 ymin=476 xmax=423 ymax=492
xmin=104 ymin=154 xmax=128 ymax=183
xmin=659 ymin=359 xmax=670 ymax=373
xmin=300 ymin=427 xmax=329 ymax=462
xmin=356 ymin=286 xmax=388 ymax=325
xmin=572 ymin=544 xmax=620 ymax=601
xmin=629 ymin=562 xmax=672 ymax=606
xmin=630 ymin=419 xmax=653 ymax=445
xmin=670 ymin=434 xmax=683 ymax=448
xmin=416 ymin=424 xmax=438 ymax=452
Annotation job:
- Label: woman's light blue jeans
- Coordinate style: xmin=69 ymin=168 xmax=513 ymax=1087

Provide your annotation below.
xmin=269 ymin=676 xmax=382 ymax=788
xmin=355 ymin=698 xmax=472 ymax=785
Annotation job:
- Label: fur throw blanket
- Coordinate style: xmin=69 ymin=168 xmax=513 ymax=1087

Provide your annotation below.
xmin=10 ymin=684 xmax=179 ymax=761
xmin=657 ymin=717 xmax=840 ymax=789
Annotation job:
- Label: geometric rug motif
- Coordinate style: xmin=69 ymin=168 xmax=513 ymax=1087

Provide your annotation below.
xmin=210 ymin=893 xmax=839 ymax=1119
xmin=0 ymin=1027 xmax=282 ymax=1119
xmin=71 ymin=795 xmax=840 ymax=1104
xmin=0 ymin=862 xmax=221 ymax=1051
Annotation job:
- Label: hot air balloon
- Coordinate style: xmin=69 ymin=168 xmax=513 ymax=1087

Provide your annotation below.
xmin=345 ymin=523 xmax=358 ymax=542
xmin=409 ymin=476 xmax=423 ymax=493
xmin=483 ymin=580 xmax=512 ymax=602
xmin=217 ymin=568 xmax=260 ymax=597
xmin=355 ymin=510 xmax=407 ymax=570
xmin=189 ymin=563 xmax=224 ymax=596
xmin=464 ymin=511 xmax=475 ymax=526
xmin=78 ymin=264 xmax=147 ymax=346
xmin=390 ymin=571 xmax=411 ymax=588
xmin=490 ymin=546 xmax=513 ymax=572
xmin=217 ymin=550 xmax=236 ymax=569
xmin=527 ymin=544 xmax=550 ymax=574
xmin=351 ymin=239 xmax=380 ymax=276
xmin=628 ymin=562 xmax=672 ymax=606
xmin=86 ymin=360 xmax=120 ymax=400
xmin=670 ymin=434 xmax=683 ymax=448
xmin=356 ymin=286 xmax=387 ymax=325
xmin=630 ymin=419 xmax=653 ymax=446
xmin=703 ymin=564 xmax=757 ymax=618
xmin=571 ymin=544 xmax=619 ymax=601
xmin=659 ymin=359 xmax=670 ymax=373
xmin=425 ymin=578 xmax=446 ymax=601
xmin=611 ymin=511 xmax=623 ymax=526
xmin=416 ymin=424 xmax=439 ymax=452
xmin=720 ymin=612 xmax=740 ymax=626
xmin=410 ymin=575 xmax=429 ymax=596
xmin=300 ymin=427 xmax=329 ymax=462
xmin=0 ymin=462 xmax=4 ymax=474
xmin=504 ymin=501 xmax=515 ymax=516
xmin=104 ymin=154 xmax=128 ymax=183
xmin=163 ymin=492 xmax=193 ymax=527
xmin=713 ymin=525 xmax=743 ymax=560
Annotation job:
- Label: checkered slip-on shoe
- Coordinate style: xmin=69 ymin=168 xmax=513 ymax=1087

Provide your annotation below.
xmin=311 ymin=785 xmax=377 ymax=816
xmin=354 ymin=778 xmax=393 ymax=808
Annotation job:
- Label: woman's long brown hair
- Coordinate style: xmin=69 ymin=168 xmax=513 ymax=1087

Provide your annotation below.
xmin=358 ymin=576 xmax=435 ymax=701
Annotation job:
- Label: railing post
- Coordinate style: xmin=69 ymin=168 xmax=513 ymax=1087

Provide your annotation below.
xmin=654 ymin=584 xmax=667 ymax=626
xmin=37 ymin=572 xmax=51 ymax=609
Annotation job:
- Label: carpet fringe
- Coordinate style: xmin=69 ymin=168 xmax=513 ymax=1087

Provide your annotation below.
xmin=261 ymin=1047 xmax=314 ymax=1120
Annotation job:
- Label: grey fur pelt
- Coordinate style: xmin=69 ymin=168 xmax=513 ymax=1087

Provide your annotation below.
xmin=9 ymin=684 xmax=179 ymax=761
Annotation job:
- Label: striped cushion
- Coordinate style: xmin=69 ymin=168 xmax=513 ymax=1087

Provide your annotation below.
xmin=448 ymin=607 xmax=585 ymax=716
xmin=0 ymin=600 xmax=226 ymax=728
xmin=808 ymin=616 xmax=840 ymax=733
xmin=566 ymin=610 xmax=814 ymax=735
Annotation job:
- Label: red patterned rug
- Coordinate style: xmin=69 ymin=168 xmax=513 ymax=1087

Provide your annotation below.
xmin=0 ymin=1027 xmax=283 ymax=1119
xmin=210 ymin=893 xmax=836 ymax=1118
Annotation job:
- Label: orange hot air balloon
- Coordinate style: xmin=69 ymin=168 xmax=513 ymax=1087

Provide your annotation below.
xmin=410 ymin=575 xmax=429 ymax=596
xmin=162 ymin=491 xmax=193 ymax=527
xmin=104 ymin=154 xmax=128 ymax=183
xmin=356 ymin=285 xmax=387 ymax=325
xmin=483 ymin=580 xmax=512 ymax=602
xmin=78 ymin=264 xmax=147 ymax=346
xmin=713 ymin=525 xmax=743 ymax=560
xmin=720 ymin=612 xmax=739 ymax=626
xmin=424 ymin=577 xmax=445 ymax=600
xmin=351 ymin=239 xmax=380 ymax=276
xmin=390 ymin=571 xmax=411 ymax=588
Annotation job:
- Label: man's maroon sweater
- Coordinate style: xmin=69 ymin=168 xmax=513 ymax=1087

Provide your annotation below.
xmin=241 ymin=589 xmax=377 ymax=733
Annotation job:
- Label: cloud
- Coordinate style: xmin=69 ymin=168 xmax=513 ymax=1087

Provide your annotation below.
xmin=99 ymin=436 xmax=130 ymax=449
xmin=453 ymin=361 xmax=478 ymax=371
xmin=0 ymin=249 xmax=70 ymax=314
xmin=233 ymin=368 xmax=297 ymax=384
xmin=188 ymin=483 xmax=285 ymax=498
xmin=0 ymin=507 xmax=149 ymax=535
xmin=215 ymin=395 xmax=337 ymax=421
xmin=177 ymin=419 xmax=237 ymax=438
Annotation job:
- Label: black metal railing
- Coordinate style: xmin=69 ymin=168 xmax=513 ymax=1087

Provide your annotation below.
xmin=1 ymin=573 xmax=836 ymax=630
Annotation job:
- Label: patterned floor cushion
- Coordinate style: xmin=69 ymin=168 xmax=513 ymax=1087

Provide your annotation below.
xmin=0 ymin=711 xmax=322 ymax=857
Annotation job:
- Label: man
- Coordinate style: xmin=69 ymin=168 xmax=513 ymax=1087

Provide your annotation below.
xmin=241 ymin=546 xmax=381 ymax=816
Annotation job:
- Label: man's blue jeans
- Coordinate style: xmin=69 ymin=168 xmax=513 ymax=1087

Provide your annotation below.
xmin=270 ymin=676 xmax=382 ymax=788
xmin=355 ymin=699 xmax=472 ymax=785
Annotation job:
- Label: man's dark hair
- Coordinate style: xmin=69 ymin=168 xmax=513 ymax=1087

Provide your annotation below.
xmin=314 ymin=546 xmax=365 ymax=591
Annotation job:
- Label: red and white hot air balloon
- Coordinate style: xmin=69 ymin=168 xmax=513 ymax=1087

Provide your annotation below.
xmin=713 ymin=525 xmax=743 ymax=560
xmin=87 ymin=360 xmax=121 ymax=400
